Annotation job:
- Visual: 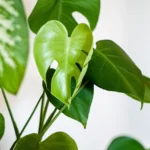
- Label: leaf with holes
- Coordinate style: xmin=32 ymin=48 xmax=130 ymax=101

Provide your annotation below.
xmin=40 ymin=132 xmax=78 ymax=150
xmin=34 ymin=21 xmax=93 ymax=105
xmin=107 ymin=136 xmax=145 ymax=150
xmin=86 ymin=40 xmax=144 ymax=102
xmin=0 ymin=113 xmax=5 ymax=140
xmin=43 ymin=68 xmax=94 ymax=128
xmin=0 ymin=0 xmax=29 ymax=94
xmin=29 ymin=0 xmax=100 ymax=35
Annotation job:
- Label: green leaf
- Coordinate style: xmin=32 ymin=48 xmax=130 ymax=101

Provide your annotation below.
xmin=86 ymin=40 xmax=144 ymax=101
xmin=14 ymin=134 xmax=41 ymax=150
xmin=15 ymin=132 xmax=78 ymax=150
xmin=0 ymin=113 xmax=5 ymax=140
xmin=0 ymin=0 xmax=29 ymax=94
xmin=107 ymin=136 xmax=145 ymax=150
xmin=43 ymin=68 xmax=94 ymax=128
xmin=40 ymin=132 xmax=78 ymax=150
xmin=142 ymin=76 xmax=150 ymax=103
xmin=34 ymin=20 xmax=93 ymax=105
xmin=29 ymin=0 xmax=100 ymax=35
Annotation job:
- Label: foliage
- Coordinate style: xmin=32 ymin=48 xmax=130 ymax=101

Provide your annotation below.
xmin=0 ymin=0 xmax=29 ymax=94
xmin=28 ymin=0 xmax=100 ymax=35
xmin=0 ymin=0 xmax=149 ymax=150
xmin=0 ymin=114 xmax=5 ymax=140
xmin=107 ymin=136 xmax=145 ymax=150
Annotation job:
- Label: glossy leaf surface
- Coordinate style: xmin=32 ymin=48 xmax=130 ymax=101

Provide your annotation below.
xmin=87 ymin=40 xmax=144 ymax=101
xmin=0 ymin=113 xmax=5 ymax=140
xmin=43 ymin=69 xmax=94 ymax=128
xmin=40 ymin=132 xmax=78 ymax=150
xmin=14 ymin=134 xmax=40 ymax=150
xmin=0 ymin=0 xmax=29 ymax=94
xmin=34 ymin=21 xmax=93 ymax=104
xmin=29 ymin=0 xmax=100 ymax=35
xmin=107 ymin=136 xmax=145 ymax=150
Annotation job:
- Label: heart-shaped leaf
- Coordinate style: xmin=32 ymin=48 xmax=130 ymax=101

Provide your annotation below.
xmin=43 ymin=69 xmax=94 ymax=128
xmin=0 ymin=0 xmax=29 ymax=94
xmin=40 ymin=132 xmax=78 ymax=150
xmin=29 ymin=0 xmax=100 ymax=35
xmin=34 ymin=20 xmax=93 ymax=104
xmin=14 ymin=134 xmax=41 ymax=150
xmin=86 ymin=40 xmax=144 ymax=102
xmin=107 ymin=136 xmax=145 ymax=150
xmin=0 ymin=113 xmax=5 ymax=140
xmin=15 ymin=132 xmax=78 ymax=150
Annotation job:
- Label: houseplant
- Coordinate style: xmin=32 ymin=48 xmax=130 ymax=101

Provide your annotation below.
xmin=0 ymin=0 xmax=149 ymax=149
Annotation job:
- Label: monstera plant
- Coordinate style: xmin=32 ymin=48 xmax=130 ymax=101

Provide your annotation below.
xmin=0 ymin=0 xmax=149 ymax=149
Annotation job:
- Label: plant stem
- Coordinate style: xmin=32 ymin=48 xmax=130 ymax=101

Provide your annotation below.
xmin=43 ymin=99 xmax=49 ymax=122
xmin=39 ymin=105 xmax=66 ymax=138
xmin=38 ymin=93 xmax=45 ymax=133
xmin=1 ymin=88 xmax=19 ymax=138
xmin=20 ymin=92 xmax=44 ymax=136
xmin=39 ymin=80 xmax=89 ymax=138
xmin=40 ymin=107 xmax=57 ymax=134
xmin=10 ymin=92 xmax=44 ymax=150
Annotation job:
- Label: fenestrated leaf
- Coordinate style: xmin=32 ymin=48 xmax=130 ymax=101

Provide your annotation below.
xmin=0 ymin=113 xmax=5 ymax=140
xmin=40 ymin=132 xmax=78 ymax=150
xmin=0 ymin=0 xmax=29 ymax=94
xmin=29 ymin=0 xmax=100 ymax=35
xmin=86 ymin=40 xmax=144 ymax=102
xmin=107 ymin=136 xmax=145 ymax=150
xmin=34 ymin=20 xmax=93 ymax=105
xmin=43 ymin=68 xmax=94 ymax=128
xmin=14 ymin=134 xmax=41 ymax=150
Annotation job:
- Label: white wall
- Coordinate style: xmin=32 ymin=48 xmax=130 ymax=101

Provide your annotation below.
xmin=1 ymin=0 xmax=150 ymax=149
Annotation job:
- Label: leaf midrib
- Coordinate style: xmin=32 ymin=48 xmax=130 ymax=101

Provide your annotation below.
xmin=98 ymin=50 xmax=140 ymax=97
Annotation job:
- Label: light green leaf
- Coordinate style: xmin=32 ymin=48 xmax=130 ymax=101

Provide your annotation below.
xmin=43 ymin=69 xmax=94 ymax=128
xmin=40 ymin=132 xmax=78 ymax=150
xmin=107 ymin=136 xmax=145 ymax=150
xmin=34 ymin=20 xmax=93 ymax=105
xmin=0 ymin=113 xmax=5 ymax=140
xmin=29 ymin=0 xmax=100 ymax=35
xmin=86 ymin=40 xmax=144 ymax=102
xmin=0 ymin=0 xmax=29 ymax=94
xmin=14 ymin=134 xmax=41 ymax=150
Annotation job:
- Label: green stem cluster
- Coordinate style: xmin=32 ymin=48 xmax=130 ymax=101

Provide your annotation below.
xmin=1 ymin=80 xmax=88 ymax=150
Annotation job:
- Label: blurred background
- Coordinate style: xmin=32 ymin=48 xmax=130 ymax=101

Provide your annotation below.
xmin=0 ymin=0 xmax=150 ymax=149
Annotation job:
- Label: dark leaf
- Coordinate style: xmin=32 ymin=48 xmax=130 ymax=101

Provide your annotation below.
xmin=107 ymin=136 xmax=145 ymax=150
xmin=43 ymin=68 xmax=94 ymax=128
xmin=29 ymin=0 xmax=100 ymax=35
xmin=0 ymin=113 xmax=5 ymax=140
xmin=86 ymin=40 xmax=144 ymax=102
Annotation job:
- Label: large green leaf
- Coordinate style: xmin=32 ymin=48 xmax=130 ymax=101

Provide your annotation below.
xmin=34 ymin=20 xmax=93 ymax=105
xmin=107 ymin=136 xmax=145 ymax=150
xmin=0 ymin=0 xmax=29 ymax=94
xmin=14 ymin=134 xmax=41 ymax=150
xmin=43 ymin=69 xmax=94 ymax=128
xmin=86 ymin=40 xmax=144 ymax=102
xmin=40 ymin=132 xmax=78 ymax=150
xmin=29 ymin=0 xmax=100 ymax=35
xmin=0 ymin=113 xmax=5 ymax=140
